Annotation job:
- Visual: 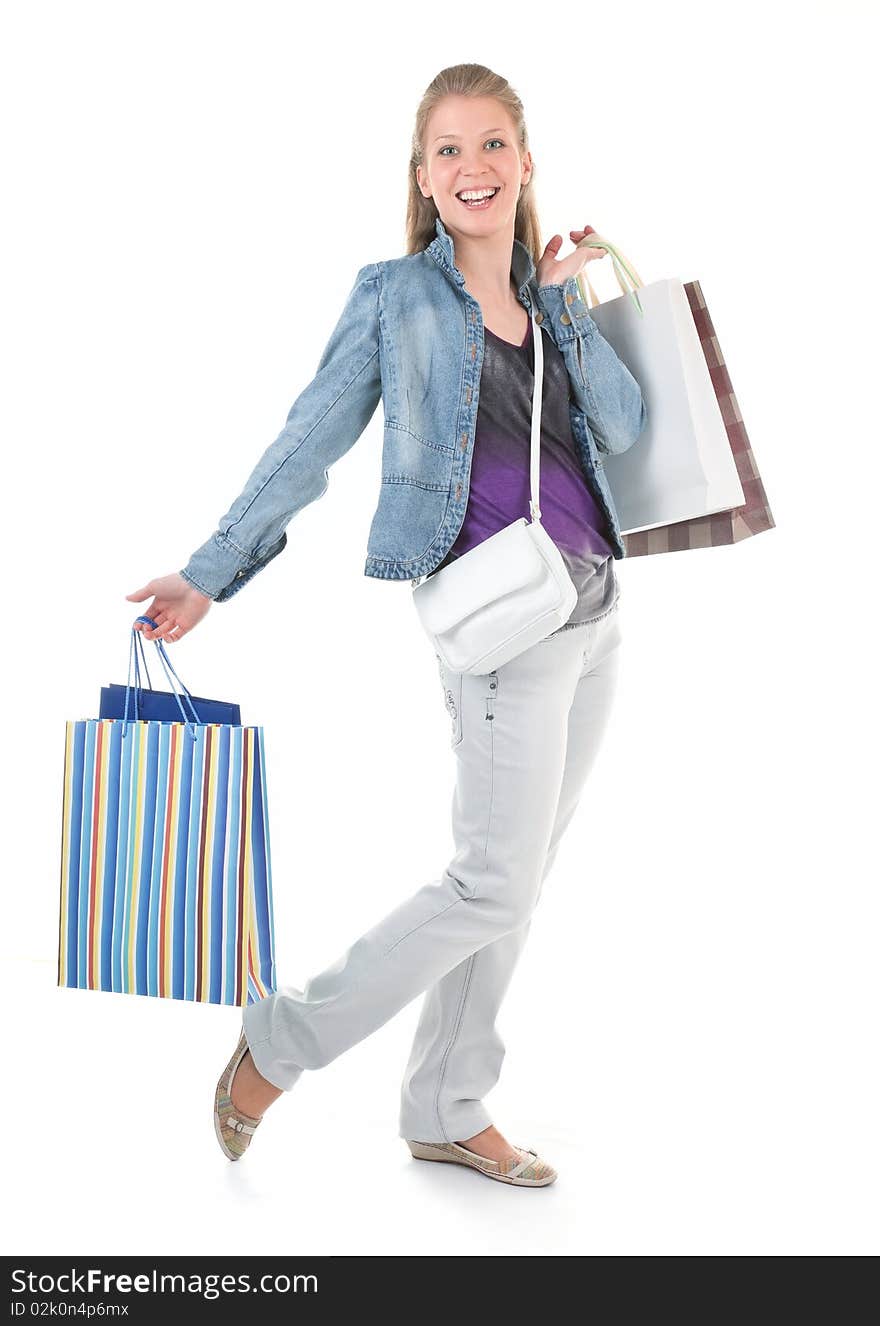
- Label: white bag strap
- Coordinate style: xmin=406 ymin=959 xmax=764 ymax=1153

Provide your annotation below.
xmin=527 ymin=290 xmax=544 ymax=524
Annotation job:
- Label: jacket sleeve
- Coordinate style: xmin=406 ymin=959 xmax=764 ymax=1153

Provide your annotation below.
xmin=179 ymin=262 xmax=382 ymax=601
xmin=535 ymin=276 xmax=647 ymax=456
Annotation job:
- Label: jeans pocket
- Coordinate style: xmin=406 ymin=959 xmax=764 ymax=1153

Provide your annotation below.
xmin=437 ymin=656 xmax=464 ymax=749
xmin=587 ymin=603 xmax=623 ymax=670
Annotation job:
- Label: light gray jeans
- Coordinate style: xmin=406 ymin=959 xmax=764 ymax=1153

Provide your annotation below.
xmin=243 ymin=601 xmax=623 ymax=1143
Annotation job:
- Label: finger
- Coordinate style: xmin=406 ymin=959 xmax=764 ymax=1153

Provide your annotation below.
xmin=140 ymin=612 xmax=170 ymax=639
xmin=543 ymin=234 xmax=563 ymax=254
xmin=126 ymin=586 xmax=152 ymax=602
xmin=153 ymin=620 xmax=182 ymax=643
xmin=575 ymin=243 xmax=606 ymax=263
xmin=134 ymin=608 xmax=161 ymax=631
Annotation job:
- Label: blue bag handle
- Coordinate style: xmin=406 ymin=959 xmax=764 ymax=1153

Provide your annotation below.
xmin=123 ymin=626 xmax=155 ymax=724
xmin=122 ymin=616 xmax=204 ymax=741
xmin=132 ymin=625 xmax=155 ymax=692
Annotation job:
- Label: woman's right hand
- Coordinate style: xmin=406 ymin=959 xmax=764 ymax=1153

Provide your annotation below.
xmin=126 ymin=573 xmax=213 ymax=642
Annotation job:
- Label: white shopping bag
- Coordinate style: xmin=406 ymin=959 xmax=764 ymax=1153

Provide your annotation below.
xmin=577 ymin=246 xmax=745 ymax=536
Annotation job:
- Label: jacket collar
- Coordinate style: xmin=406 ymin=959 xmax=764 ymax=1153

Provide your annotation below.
xmin=427 ymin=215 xmax=536 ymax=303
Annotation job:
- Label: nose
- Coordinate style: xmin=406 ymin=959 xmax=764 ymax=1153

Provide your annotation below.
xmin=456 ymin=150 xmax=494 ymax=179
xmin=457 ymin=168 xmax=494 ymax=187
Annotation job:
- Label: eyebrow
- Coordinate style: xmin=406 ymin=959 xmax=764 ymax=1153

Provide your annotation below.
xmin=433 ymin=127 xmax=506 ymax=143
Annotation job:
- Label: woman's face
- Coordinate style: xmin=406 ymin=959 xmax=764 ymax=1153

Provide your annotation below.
xmin=417 ymin=95 xmax=532 ymax=241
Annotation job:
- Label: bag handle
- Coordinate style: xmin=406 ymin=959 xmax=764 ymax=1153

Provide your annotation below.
xmin=125 ymin=624 xmax=158 ymax=724
xmin=121 ymin=617 xmax=204 ymax=741
xmin=574 ymin=233 xmax=646 ymax=316
xmin=129 ymin=623 xmax=156 ymax=694
xmin=527 ymin=290 xmax=545 ymax=523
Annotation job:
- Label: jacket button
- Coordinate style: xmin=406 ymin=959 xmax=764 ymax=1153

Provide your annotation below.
xmin=534 ymin=312 xmax=544 ymax=324
xmin=560 ymin=312 xmax=571 ymax=326
xmin=565 ymin=292 xmax=574 ymax=305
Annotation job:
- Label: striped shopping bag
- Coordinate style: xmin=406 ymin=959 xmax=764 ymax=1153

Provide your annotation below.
xmin=58 ymin=619 xmax=277 ymax=1006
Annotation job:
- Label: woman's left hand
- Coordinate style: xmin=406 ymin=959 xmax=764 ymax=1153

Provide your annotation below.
xmin=536 ymin=225 xmax=606 ymax=288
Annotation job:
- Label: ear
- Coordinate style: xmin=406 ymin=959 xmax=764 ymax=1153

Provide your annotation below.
xmin=521 ymin=149 xmax=534 ymax=187
xmin=416 ymin=164 xmax=431 ymax=198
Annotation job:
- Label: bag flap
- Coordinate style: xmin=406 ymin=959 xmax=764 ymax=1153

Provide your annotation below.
xmin=414 ymin=521 xmax=546 ymax=634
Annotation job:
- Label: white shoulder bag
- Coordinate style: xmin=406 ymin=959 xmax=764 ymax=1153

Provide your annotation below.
xmin=411 ymin=290 xmax=578 ymax=676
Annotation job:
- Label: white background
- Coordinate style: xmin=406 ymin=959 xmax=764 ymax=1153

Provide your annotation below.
xmin=2 ymin=0 xmax=877 ymax=1257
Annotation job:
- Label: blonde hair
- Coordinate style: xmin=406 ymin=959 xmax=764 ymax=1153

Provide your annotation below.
xmin=405 ymin=63 xmax=543 ymax=265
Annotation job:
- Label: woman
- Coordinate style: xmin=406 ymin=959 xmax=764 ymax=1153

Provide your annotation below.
xmin=126 ymin=63 xmax=646 ymax=1188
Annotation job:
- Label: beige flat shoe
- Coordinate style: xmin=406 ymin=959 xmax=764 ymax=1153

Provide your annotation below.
xmin=407 ymin=1139 xmax=557 ymax=1187
xmin=214 ymin=1029 xmax=263 ymax=1161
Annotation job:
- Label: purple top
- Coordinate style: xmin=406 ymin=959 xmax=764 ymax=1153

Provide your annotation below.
xmin=431 ymin=316 xmax=619 ymax=631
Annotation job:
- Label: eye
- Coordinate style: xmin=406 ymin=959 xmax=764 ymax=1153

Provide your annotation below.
xmin=438 ymin=139 xmax=506 ymax=156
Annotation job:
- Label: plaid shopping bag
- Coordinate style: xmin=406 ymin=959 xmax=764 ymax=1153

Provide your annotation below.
xmin=575 ymin=235 xmax=775 ymax=556
xmin=57 ymin=621 xmax=277 ymax=1006
xmin=622 ymin=280 xmax=775 ymax=556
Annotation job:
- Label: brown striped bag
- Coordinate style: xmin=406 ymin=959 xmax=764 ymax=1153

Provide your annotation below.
xmin=576 ymin=236 xmax=775 ymax=555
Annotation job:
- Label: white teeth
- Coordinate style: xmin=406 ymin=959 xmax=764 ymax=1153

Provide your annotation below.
xmin=457 ymin=188 xmax=498 ymax=201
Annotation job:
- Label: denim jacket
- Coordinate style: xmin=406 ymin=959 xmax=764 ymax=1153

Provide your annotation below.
xmin=180 ymin=216 xmax=647 ymax=601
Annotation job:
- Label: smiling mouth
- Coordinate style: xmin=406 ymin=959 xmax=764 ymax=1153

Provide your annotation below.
xmin=456 ymin=187 xmax=500 ymax=210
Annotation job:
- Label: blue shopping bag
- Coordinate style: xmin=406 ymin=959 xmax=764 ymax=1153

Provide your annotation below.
xmin=98 ymin=618 xmax=242 ymax=725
